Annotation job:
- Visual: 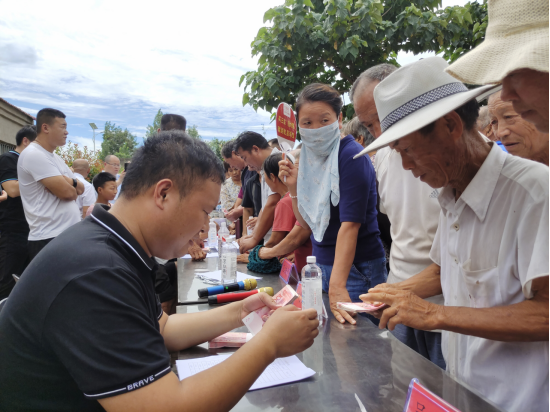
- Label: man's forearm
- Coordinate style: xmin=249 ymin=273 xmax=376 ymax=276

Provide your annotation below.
xmin=262 ymin=226 xmax=310 ymax=259
xmin=243 ymin=207 xmax=252 ymax=236
xmin=252 ymin=195 xmax=279 ymax=242
xmin=438 ymin=296 xmax=548 ymax=342
xmin=393 ymin=263 xmax=443 ymax=299
xmin=162 ymin=302 xmax=242 ymax=352
xmin=329 ymin=223 xmax=360 ymax=289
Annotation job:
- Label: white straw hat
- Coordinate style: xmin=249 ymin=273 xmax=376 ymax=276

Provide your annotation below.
xmin=446 ymin=0 xmax=549 ymax=85
xmin=354 ymin=56 xmax=501 ymax=157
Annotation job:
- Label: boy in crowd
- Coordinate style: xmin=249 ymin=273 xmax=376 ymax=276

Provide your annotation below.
xmin=85 ymin=172 xmax=118 ymax=216
xmin=0 ymin=131 xmax=318 ymax=411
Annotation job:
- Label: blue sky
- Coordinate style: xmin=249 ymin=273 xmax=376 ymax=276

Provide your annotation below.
xmin=0 ymin=0 xmax=468 ymax=152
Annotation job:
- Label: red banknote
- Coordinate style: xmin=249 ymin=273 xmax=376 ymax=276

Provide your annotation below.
xmin=336 ymin=302 xmax=387 ymax=312
xmin=208 ymin=332 xmax=253 ymax=349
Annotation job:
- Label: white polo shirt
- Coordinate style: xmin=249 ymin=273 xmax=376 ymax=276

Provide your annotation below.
xmin=18 ymin=143 xmax=81 ymax=241
xmin=375 ymin=146 xmax=444 ymax=306
xmin=430 ymin=143 xmax=549 ymax=412
xmin=74 ymin=172 xmax=97 ymax=218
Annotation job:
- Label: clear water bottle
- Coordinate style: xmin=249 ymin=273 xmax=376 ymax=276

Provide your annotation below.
xmin=208 ymin=221 xmax=217 ymax=250
xmin=221 ymin=240 xmax=238 ymax=285
xmin=301 ymin=256 xmax=322 ymax=321
xmin=247 ymin=216 xmax=254 ymax=236
xmin=218 ymin=221 xmax=230 ymax=268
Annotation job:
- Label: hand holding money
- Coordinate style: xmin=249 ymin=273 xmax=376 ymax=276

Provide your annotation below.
xmin=208 ymin=332 xmax=252 ymax=349
xmin=238 ymin=291 xmax=280 ymax=323
xmin=258 ymin=306 xmax=319 ymax=358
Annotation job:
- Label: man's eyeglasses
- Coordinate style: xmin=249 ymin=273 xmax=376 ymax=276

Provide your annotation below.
xmin=105 ymin=162 xmax=120 ymax=168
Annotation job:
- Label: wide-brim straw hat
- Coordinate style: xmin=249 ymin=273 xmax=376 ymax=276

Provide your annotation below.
xmin=446 ymin=0 xmax=549 ymax=85
xmin=354 ymin=56 xmax=501 ymax=156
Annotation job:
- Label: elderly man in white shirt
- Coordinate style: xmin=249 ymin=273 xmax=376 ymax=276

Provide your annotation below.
xmin=359 ymin=57 xmax=548 ymax=412
xmin=350 ymin=63 xmax=446 ymax=369
xmin=72 ymin=159 xmax=97 ymax=219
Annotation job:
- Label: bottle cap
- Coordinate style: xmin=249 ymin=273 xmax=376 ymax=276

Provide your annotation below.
xmin=306 ymin=256 xmax=316 ymax=264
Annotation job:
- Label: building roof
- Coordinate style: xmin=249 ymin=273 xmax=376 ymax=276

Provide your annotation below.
xmin=0 ymin=97 xmax=36 ymax=120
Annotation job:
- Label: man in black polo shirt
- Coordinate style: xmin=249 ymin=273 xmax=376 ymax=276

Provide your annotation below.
xmin=0 ymin=131 xmax=319 ymax=412
xmin=0 ymin=125 xmax=36 ymax=300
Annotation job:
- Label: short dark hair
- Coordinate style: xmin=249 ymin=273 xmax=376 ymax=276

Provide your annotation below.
xmin=15 ymin=125 xmax=37 ymax=146
xmin=419 ymin=99 xmax=480 ymax=136
xmin=223 ymin=161 xmax=230 ymax=173
xmin=36 ymin=108 xmax=66 ymax=134
xmin=120 ymin=130 xmax=224 ymax=200
xmin=295 ymin=83 xmax=342 ymax=121
xmin=268 ymin=138 xmax=281 ymax=150
xmin=233 ymin=131 xmax=269 ymax=153
xmin=221 ymin=140 xmax=235 ymax=159
xmin=160 ymin=114 xmax=187 ymax=131
xmin=262 ymin=152 xmax=284 ymax=183
xmin=92 ymin=172 xmax=116 ymax=192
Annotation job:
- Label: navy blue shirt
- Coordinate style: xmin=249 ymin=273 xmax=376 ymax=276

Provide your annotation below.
xmin=312 ymin=135 xmax=384 ymax=265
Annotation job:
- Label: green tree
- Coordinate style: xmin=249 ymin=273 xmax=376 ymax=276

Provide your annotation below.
xmin=187 ymin=125 xmax=201 ymax=139
xmin=145 ymin=108 xmax=163 ymax=139
xmin=100 ymin=121 xmax=138 ymax=161
xmin=206 ymin=138 xmax=225 ymax=162
xmin=240 ymin=0 xmax=487 ymax=120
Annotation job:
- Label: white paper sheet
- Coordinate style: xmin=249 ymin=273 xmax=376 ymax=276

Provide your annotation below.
xmin=196 ymin=270 xmax=262 ymax=282
xmin=176 ymin=354 xmax=315 ymax=391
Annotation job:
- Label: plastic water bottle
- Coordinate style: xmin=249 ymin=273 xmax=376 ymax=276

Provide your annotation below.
xmin=302 ymin=256 xmax=323 ymax=321
xmin=221 ymin=240 xmax=238 ymax=285
xmin=208 ymin=221 xmax=217 ymax=250
xmin=247 ymin=216 xmax=254 ymax=236
xmin=218 ymin=221 xmax=230 ymax=268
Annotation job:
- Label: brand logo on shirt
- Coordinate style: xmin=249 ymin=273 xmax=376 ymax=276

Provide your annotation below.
xmin=127 ymin=375 xmax=155 ymax=391
xmin=429 ymin=189 xmax=439 ymax=198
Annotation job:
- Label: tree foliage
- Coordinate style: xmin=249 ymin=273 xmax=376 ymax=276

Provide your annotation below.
xmin=100 ymin=121 xmax=138 ymax=161
xmin=206 ymin=138 xmax=226 ymax=162
xmin=187 ymin=125 xmax=201 ymax=139
xmin=146 ymin=108 xmax=163 ymax=139
xmin=240 ymin=0 xmax=488 ymax=120
xmin=55 ymin=141 xmax=103 ymax=182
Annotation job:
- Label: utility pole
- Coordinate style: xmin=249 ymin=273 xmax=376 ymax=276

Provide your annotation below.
xmin=89 ymin=123 xmax=104 ymax=153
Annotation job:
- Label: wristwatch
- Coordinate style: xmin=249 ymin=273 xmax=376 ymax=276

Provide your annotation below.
xmin=72 ymin=178 xmax=77 ymax=188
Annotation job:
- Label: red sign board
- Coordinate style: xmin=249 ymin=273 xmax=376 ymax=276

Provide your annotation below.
xmin=404 ymin=379 xmax=461 ymax=412
xmin=276 ymin=102 xmax=297 ymax=153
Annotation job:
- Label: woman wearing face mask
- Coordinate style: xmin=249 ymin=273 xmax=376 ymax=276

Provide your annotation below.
xmin=279 ymin=83 xmax=386 ymax=325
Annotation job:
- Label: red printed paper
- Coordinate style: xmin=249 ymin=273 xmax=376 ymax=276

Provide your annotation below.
xmin=276 ymin=103 xmax=297 ymax=153
xmin=404 ymin=379 xmax=461 ymax=412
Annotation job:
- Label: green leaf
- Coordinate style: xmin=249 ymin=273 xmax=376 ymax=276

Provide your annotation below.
xmin=242 ymin=93 xmax=250 ymax=106
xmin=239 ymin=74 xmax=246 ymax=87
xmin=304 ymin=0 xmax=314 ymax=7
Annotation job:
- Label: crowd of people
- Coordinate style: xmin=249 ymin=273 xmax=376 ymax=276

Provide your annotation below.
xmin=0 ymin=0 xmax=547 ymax=410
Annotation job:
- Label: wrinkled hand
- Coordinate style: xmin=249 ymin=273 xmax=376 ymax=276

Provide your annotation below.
xmin=236 ymin=253 xmax=249 ymax=263
xmin=187 ymin=240 xmax=206 ymax=261
xmin=328 ymin=286 xmax=357 ymax=325
xmin=258 ymin=247 xmax=274 ymax=260
xmin=286 ymin=253 xmax=295 ymax=263
xmin=260 ymin=306 xmax=319 ymax=358
xmin=225 ymin=208 xmax=241 ymax=222
xmin=278 ymin=159 xmax=298 ymax=192
xmin=239 ymin=236 xmax=258 ymax=254
xmin=360 ymin=285 xmax=442 ymax=331
xmin=246 ymin=217 xmax=258 ymax=230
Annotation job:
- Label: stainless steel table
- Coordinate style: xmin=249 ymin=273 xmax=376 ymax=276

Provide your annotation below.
xmin=176 ymin=257 xmax=503 ymax=412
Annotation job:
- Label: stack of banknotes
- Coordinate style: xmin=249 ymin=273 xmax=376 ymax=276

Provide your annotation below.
xmin=243 ymin=285 xmax=299 ymax=335
xmin=208 ymin=332 xmax=253 ymax=349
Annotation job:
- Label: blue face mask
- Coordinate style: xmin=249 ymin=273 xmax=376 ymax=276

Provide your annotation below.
xmin=299 ymin=120 xmax=341 ymax=157
xmin=296 ymin=119 xmax=341 ymax=242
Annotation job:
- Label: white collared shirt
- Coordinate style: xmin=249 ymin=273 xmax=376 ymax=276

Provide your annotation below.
xmin=74 ymin=172 xmax=97 ymax=218
xmin=430 ymin=143 xmax=549 ymax=412
xmin=375 ymin=146 xmax=444 ymax=306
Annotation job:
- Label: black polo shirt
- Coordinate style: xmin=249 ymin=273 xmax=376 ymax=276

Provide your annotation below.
xmin=0 ymin=204 xmax=171 ymax=411
xmin=0 ymin=150 xmax=29 ymax=233
xmin=241 ymin=173 xmax=262 ymax=217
